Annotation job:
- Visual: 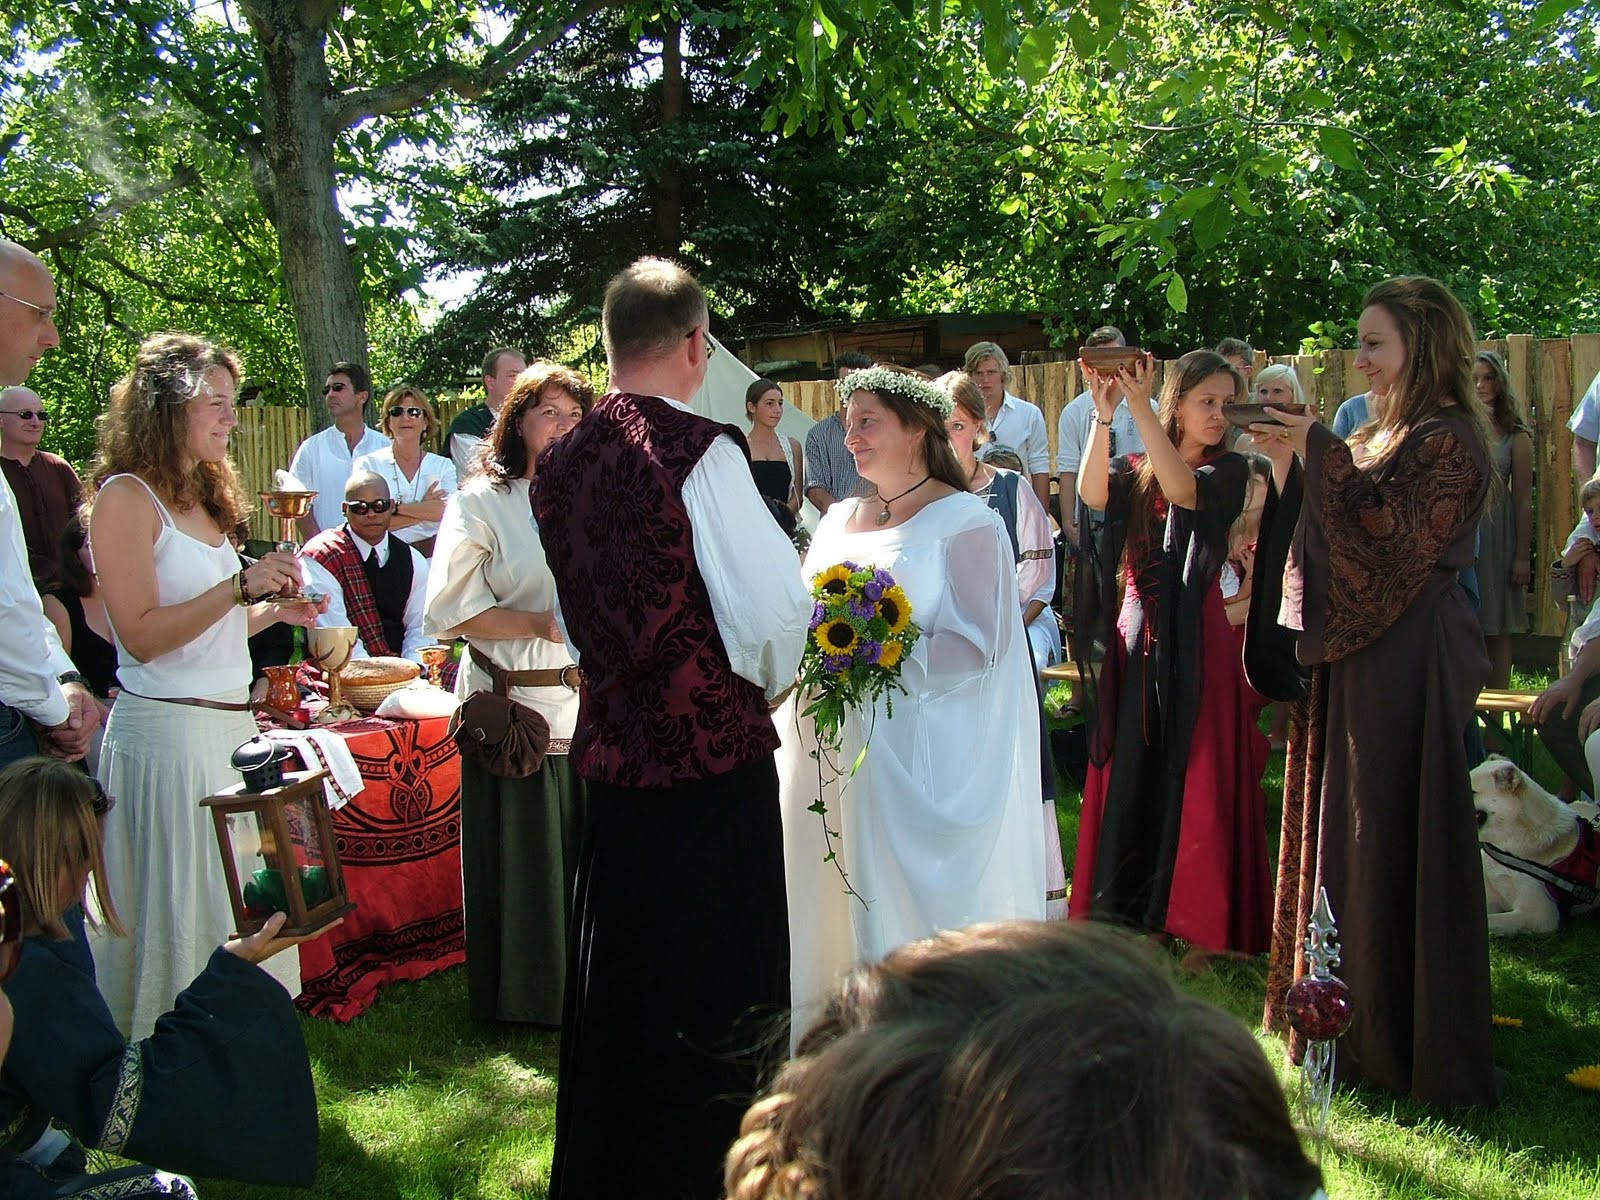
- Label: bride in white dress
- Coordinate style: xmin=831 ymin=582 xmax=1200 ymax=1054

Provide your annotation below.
xmin=779 ymin=366 xmax=1046 ymax=1038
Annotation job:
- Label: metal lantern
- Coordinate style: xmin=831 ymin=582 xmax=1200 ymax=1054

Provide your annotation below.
xmin=200 ymin=768 xmax=355 ymax=938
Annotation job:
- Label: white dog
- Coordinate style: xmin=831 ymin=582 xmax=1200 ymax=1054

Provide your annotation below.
xmin=1471 ymin=755 xmax=1600 ymax=935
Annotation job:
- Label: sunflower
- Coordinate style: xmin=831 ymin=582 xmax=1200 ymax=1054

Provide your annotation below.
xmin=814 ymin=564 xmax=856 ymax=597
xmin=877 ymin=586 xmax=912 ymax=635
xmin=878 ymin=640 xmax=904 ymax=669
xmin=814 ymin=618 xmax=859 ymax=656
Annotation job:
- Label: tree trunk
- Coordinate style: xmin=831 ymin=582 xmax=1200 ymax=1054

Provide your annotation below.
xmin=654 ymin=19 xmax=684 ymax=252
xmin=243 ymin=1 xmax=368 ymax=431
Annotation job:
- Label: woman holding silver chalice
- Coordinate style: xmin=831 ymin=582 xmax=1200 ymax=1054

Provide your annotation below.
xmin=86 ymin=332 xmax=327 ymax=1039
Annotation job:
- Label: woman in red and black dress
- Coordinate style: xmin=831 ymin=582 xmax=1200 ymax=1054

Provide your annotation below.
xmin=1070 ymin=349 xmax=1271 ymax=969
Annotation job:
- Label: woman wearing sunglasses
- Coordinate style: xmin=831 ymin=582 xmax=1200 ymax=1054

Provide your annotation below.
xmin=0 ymin=756 xmax=329 ymax=1198
xmin=351 ymin=385 xmax=457 ymax=558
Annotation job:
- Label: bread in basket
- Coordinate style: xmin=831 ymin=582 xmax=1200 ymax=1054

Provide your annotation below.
xmin=340 ymin=656 xmax=422 ymax=712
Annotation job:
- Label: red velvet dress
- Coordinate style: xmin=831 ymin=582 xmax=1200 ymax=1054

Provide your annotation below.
xmin=1069 ymin=453 xmax=1272 ymax=954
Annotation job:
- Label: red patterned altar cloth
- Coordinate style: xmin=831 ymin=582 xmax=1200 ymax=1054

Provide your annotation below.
xmin=292 ymin=714 xmax=465 ymax=1020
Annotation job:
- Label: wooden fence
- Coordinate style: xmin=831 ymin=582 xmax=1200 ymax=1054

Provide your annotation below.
xmin=232 ymin=334 xmax=1599 ymax=637
xmin=775 ymin=334 xmax=1600 ymax=639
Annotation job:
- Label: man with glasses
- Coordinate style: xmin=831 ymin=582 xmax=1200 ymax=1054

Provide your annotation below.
xmin=0 ymin=385 xmax=83 ymax=584
xmin=0 ymin=240 xmax=97 ymax=768
xmin=287 ymin=359 xmax=387 ymax=538
xmin=299 ymin=471 xmax=430 ymax=663
xmin=446 ymin=346 xmax=526 ymax=479
xmin=532 ymin=257 xmax=810 ymax=1200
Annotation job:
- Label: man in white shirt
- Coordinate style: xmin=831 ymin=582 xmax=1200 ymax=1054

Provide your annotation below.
xmin=0 ymin=239 xmax=98 ymax=767
xmin=1056 ymin=326 xmax=1157 ymax=546
xmin=288 ymin=359 xmax=388 ymax=538
xmin=446 ymin=346 xmax=526 ymax=479
xmin=1568 ymin=369 xmax=1600 ymax=480
xmin=300 ymin=472 xmax=430 ymax=663
xmin=965 ymin=340 xmax=1050 ymax=509
xmin=531 ymin=257 xmax=809 ymax=1200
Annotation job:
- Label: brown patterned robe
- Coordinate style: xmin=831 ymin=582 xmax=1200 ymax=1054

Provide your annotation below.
xmin=1260 ymin=409 xmax=1500 ymax=1108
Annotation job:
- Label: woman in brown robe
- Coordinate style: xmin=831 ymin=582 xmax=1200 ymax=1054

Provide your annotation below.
xmin=1251 ymin=276 xmax=1501 ymax=1109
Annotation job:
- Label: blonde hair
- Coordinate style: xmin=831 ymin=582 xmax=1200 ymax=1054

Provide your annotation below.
xmin=962 ymin=341 xmax=1013 ymax=389
xmin=1580 ymin=477 xmax=1600 ymax=508
xmin=0 ymin=757 xmax=124 ymax=940
xmin=1252 ymin=363 xmax=1305 ymax=406
xmin=91 ymin=332 xmax=247 ymax=531
xmin=379 ymin=384 xmax=440 ymax=442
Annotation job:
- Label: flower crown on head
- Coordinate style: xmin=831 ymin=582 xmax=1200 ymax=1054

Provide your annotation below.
xmin=838 ymin=366 xmax=954 ymax=418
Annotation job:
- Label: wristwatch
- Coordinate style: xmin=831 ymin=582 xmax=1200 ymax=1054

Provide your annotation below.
xmin=58 ymin=671 xmax=89 ymax=688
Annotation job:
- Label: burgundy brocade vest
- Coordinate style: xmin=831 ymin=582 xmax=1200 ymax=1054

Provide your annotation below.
xmin=533 ymin=392 xmax=779 ymax=787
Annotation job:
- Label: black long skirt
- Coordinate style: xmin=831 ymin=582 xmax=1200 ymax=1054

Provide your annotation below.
xmin=549 ymin=755 xmax=790 ymax=1200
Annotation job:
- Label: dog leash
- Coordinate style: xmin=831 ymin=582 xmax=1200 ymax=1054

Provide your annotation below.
xmin=1482 ymin=823 xmax=1600 ymax=909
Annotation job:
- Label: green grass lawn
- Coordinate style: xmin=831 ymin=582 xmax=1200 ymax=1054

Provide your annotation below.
xmin=198 ymin=677 xmax=1600 ymax=1200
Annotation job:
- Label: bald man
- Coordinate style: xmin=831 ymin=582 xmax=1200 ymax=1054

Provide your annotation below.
xmin=0 ymin=240 xmax=97 ymax=766
xmin=0 ymin=384 xmax=84 ymax=584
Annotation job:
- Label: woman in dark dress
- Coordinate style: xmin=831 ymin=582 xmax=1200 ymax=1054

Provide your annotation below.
xmin=1070 ymin=350 xmax=1271 ymax=969
xmin=744 ymin=377 xmax=803 ymax=536
xmin=40 ymin=514 xmax=118 ymax=773
xmin=1254 ymin=275 xmax=1499 ymax=1108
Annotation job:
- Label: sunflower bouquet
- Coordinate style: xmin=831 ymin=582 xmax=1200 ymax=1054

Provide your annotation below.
xmin=797 ymin=560 xmax=921 ymax=755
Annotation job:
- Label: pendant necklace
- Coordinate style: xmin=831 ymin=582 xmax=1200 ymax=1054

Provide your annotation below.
xmin=874 ymin=475 xmax=931 ymax=525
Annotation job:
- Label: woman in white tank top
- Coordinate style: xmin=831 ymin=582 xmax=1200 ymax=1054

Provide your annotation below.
xmin=86 ymin=333 xmax=325 ymax=1039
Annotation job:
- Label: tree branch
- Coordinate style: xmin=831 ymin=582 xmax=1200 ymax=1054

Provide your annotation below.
xmin=20 ymin=166 xmax=202 ymax=251
xmin=57 ymin=270 xmax=138 ymax=338
xmin=328 ymin=0 xmax=628 ymax=130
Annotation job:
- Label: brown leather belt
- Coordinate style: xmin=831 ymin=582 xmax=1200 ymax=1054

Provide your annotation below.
xmin=469 ymin=646 xmax=580 ymax=696
xmin=120 ymin=689 xmax=253 ymax=712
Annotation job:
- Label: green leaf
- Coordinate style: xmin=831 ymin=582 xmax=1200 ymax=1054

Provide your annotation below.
xmin=1532 ymin=0 xmax=1572 ymax=29
xmin=1192 ymin=196 xmax=1234 ymax=251
xmin=1166 ymin=272 xmax=1189 ymax=313
xmin=1317 ymin=127 xmax=1362 ymax=172
xmin=1016 ymin=23 xmax=1057 ymax=88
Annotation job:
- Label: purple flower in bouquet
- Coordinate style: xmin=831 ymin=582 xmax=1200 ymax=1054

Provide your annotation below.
xmin=849 ymin=597 xmax=876 ymax=621
xmin=811 ymin=601 xmax=827 ymax=629
xmin=857 ymin=640 xmax=883 ymax=665
xmin=823 ymin=653 xmax=853 ymax=674
xmin=862 ymin=579 xmax=885 ymax=603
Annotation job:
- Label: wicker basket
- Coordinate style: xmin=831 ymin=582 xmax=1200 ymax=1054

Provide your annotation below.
xmin=341 ymin=658 xmax=421 ymax=712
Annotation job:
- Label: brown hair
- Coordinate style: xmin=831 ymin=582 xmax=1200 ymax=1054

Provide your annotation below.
xmin=847 ymin=364 xmax=967 ymax=495
xmin=480 ymin=361 xmax=595 ymax=488
xmin=602 ymin=257 xmax=708 ymax=367
xmin=378 ymin=384 xmax=440 ymax=442
xmin=0 ymin=757 xmax=124 ymax=939
xmin=726 ymin=921 xmax=1320 ymax=1200
xmin=1359 ymin=276 xmax=1491 ymax=461
xmin=91 ymin=332 xmax=247 ymax=531
xmin=1474 ymin=350 xmax=1528 ymax=436
xmin=1128 ymin=350 xmax=1243 ymax=549
xmin=482 ymin=346 xmax=524 ymax=378
xmin=933 ymin=371 xmax=988 ymax=447
xmin=745 ymin=378 xmax=784 ymax=418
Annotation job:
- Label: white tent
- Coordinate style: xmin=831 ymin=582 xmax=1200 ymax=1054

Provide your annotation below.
xmin=690 ymin=333 xmax=823 ymax=533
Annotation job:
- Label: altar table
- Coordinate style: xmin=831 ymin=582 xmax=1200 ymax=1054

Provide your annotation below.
xmin=291 ymin=713 xmax=465 ymax=1020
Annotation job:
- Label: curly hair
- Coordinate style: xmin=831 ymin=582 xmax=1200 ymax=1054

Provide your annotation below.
xmin=478 ymin=360 xmax=595 ymax=488
xmin=91 ymin=332 xmax=247 ymax=531
xmin=725 ymin=922 xmax=1321 ymax=1200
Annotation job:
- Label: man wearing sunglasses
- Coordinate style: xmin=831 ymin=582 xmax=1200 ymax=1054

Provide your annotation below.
xmin=299 ymin=471 xmax=430 ymax=664
xmin=0 ymin=241 xmax=97 ymax=769
xmin=286 ymin=359 xmax=387 ymax=538
xmin=0 ymin=385 xmax=83 ymax=585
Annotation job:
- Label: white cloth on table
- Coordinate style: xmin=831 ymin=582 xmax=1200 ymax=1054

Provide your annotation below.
xmin=987 ymin=391 xmax=1050 ymax=477
xmin=549 ymin=398 xmax=812 ymax=701
xmin=288 ymin=424 xmax=389 ymax=533
xmin=426 ymin=476 xmax=581 ymax=739
xmin=261 ymin=728 xmax=365 ymax=810
xmin=350 ymin=445 xmax=458 ymax=547
xmin=0 ymin=468 xmax=72 ymax=725
xmin=778 ymin=493 xmax=1047 ymax=1042
xmin=374 ymin=683 xmax=457 ymax=720
xmin=301 ymin=529 xmax=431 ymax=663
xmin=103 ymin=475 xmax=249 ymax=698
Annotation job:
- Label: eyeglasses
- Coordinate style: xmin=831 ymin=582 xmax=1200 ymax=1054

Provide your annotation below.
xmin=387 ymin=405 xmax=425 ymax=419
xmin=0 ymin=291 xmax=57 ymax=328
xmin=686 ymin=327 xmax=716 ymax=360
xmin=0 ymin=409 xmax=47 ymax=422
xmin=0 ymin=858 xmax=18 ymax=984
xmin=343 ymin=498 xmax=395 ymax=515
xmin=322 ymin=383 xmax=349 ymax=395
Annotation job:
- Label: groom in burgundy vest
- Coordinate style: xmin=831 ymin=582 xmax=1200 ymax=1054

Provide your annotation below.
xmin=534 ymin=257 xmax=810 ymax=1199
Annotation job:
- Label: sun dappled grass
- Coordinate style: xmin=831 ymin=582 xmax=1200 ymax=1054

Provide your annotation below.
xmin=200 ymin=676 xmax=1598 ymax=1199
